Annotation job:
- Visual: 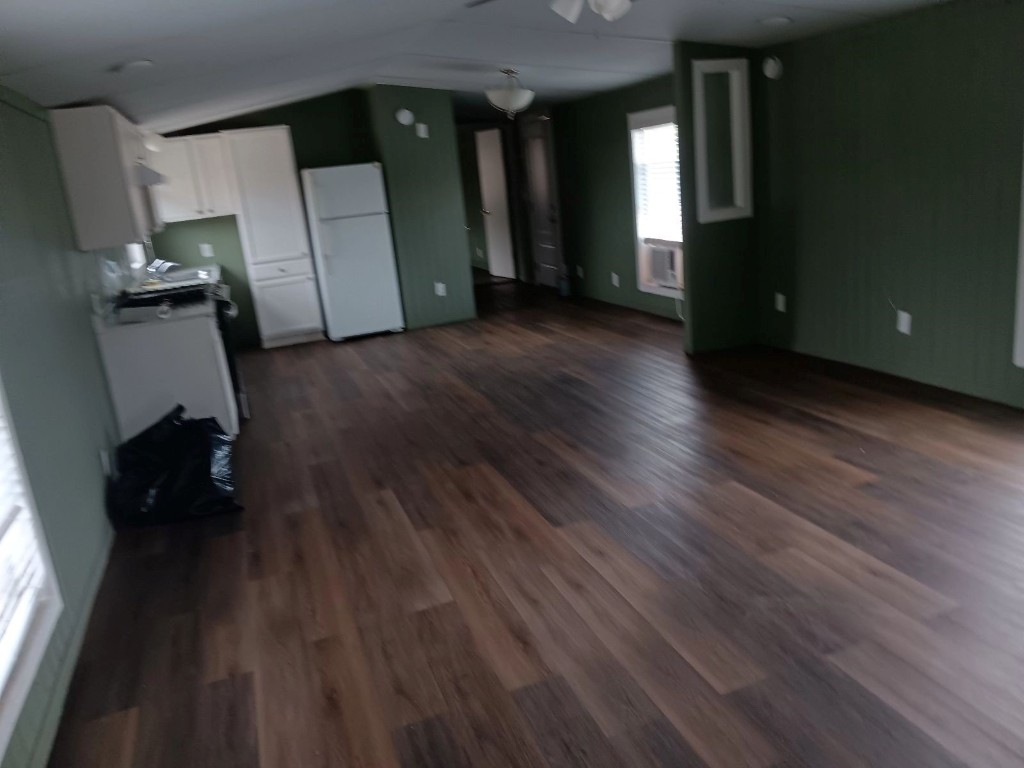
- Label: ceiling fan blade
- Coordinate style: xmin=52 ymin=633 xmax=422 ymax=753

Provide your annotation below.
xmin=588 ymin=0 xmax=632 ymax=21
xmin=550 ymin=0 xmax=585 ymax=23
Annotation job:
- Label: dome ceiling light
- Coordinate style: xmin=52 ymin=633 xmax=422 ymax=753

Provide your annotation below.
xmin=485 ymin=68 xmax=535 ymax=119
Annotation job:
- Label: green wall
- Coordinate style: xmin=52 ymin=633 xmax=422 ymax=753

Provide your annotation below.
xmin=368 ymin=86 xmax=475 ymax=329
xmin=553 ymin=75 xmax=679 ymax=319
xmin=150 ymin=216 xmax=260 ymax=350
xmin=0 ymin=89 xmax=118 ymax=768
xmin=675 ymin=42 xmax=760 ymax=354
xmin=458 ymin=128 xmax=489 ymax=270
xmin=759 ymin=0 xmax=1024 ymax=407
xmin=175 ymin=89 xmax=377 ymax=169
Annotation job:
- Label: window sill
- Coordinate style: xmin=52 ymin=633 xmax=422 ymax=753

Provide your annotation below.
xmin=0 ymin=594 xmax=63 ymax=759
xmin=639 ymin=283 xmax=684 ymax=300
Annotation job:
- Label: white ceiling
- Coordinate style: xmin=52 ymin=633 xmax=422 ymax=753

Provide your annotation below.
xmin=0 ymin=0 xmax=943 ymax=132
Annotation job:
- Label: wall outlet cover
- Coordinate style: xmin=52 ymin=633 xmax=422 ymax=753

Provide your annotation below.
xmin=98 ymin=448 xmax=111 ymax=477
xmin=199 ymin=243 xmax=215 ymax=259
xmin=415 ymin=123 xmax=430 ymax=139
xmin=897 ymin=310 xmax=912 ymax=335
xmin=434 ymin=281 xmax=447 ymax=297
xmin=774 ymin=292 xmax=787 ymax=313
xmin=611 ymin=272 xmax=620 ymax=288
xmin=576 ymin=265 xmax=584 ymax=278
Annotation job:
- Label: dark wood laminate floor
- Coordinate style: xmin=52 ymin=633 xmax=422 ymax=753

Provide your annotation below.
xmin=49 ymin=284 xmax=1024 ymax=768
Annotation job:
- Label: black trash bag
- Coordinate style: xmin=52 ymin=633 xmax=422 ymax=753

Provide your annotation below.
xmin=107 ymin=405 xmax=242 ymax=527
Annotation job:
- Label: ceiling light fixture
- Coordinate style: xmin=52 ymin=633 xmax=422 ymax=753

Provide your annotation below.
xmin=550 ymin=0 xmax=632 ymax=24
xmin=485 ymin=68 xmax=535 ymax=119
xmin=760 ymin=16 xmax=793 ymax=26
xmin=109 ymin=58 xmax=154 ymax=74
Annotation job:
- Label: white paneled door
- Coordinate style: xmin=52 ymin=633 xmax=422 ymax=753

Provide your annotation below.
xmin=475 ymin=128 xmax=516 ymax=280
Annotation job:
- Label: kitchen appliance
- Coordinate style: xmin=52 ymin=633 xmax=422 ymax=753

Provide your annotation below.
xmin=97 ymin=266 xmax=247 ymax=440
xmin=301 ymin=163 xmax=405 ymax=341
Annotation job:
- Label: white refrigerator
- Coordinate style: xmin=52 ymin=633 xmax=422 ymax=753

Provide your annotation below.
xmin=301 ymin=163 xmax=405 ymax=341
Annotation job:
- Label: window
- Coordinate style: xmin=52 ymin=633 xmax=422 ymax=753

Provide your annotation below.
xmin=0 ymin=374 xmax=62 ymax=757
xmin=628 ymin=106 xmax=684 ymax=299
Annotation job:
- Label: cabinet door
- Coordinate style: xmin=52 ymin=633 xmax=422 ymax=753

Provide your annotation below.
xmin=151 ymin=137 xmax=202 ymax=222
xmin=225 ymin=127 xmax=311 ymax=264
xmin=252 ymin=275 xmax=322 ymax=340
xmin=191 ymin=135 xmax=236 ymax=217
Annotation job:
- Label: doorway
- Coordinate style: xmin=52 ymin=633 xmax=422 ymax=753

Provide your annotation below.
xmin=520 ymin=116 xmax=564 ymax=288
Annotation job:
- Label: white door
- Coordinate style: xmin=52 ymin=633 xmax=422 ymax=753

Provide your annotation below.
xmin=253 ymin=275 xmax=322 ymax=338
xmin=226 ymin=127 xmax=311 ymax=264
xmin=475 ymin=129 xmax=516 ymax=279
xmin=522 ymin=118 xmax=564 ymax=287
xmin=191 ymin=135 xmax=236 ymax=217
xmin=318 ymin=213 xmax=404 ymax=340
xmin=151 ymin=137 xmax=201 ymax=222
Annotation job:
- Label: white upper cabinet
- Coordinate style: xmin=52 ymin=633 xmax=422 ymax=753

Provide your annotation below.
xmin=150 ymin=135 xmax=237 ymax=223
xmin=224 ymin=126 xmax=311 ymax=264
xmin=151 ymin=138 xmax=201 ymax=221
xmin=51 ymin=105 xmax=163 ymax=250
xmin=191 ymin=135 xmax=236 ymax=217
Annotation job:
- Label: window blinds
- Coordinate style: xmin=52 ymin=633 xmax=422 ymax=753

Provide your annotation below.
xmin=630 ymin=121 xmax=683 ymax=244
xmin=0 ymin=404 xmax=48 ymax=698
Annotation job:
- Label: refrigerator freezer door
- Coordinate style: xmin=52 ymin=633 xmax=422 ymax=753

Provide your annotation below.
xmin=308 ymin=163 xmax=388 ymax=219
xmin=319 ymin=213 xmax=405 ymax=340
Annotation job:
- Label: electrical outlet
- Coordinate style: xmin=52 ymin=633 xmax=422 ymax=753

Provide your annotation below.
xmin=611 ymin=272 xmax=620 ymax=288
xmin=576 ymin=265 xmax=584 ymax=279
xmin=896 ymin=310 xmax=912 ymax=335
xmin=199 ymin=242 xmax=215 ymax=259
xmin=416 ymin=123 xmax=430 ymax=139
xmin=774 ymin=292 xmax=787 ymax=313
xmin=434 ymin=281 xmax=447 ymax=297
xmin=98 ymin=448 xmax=111 ymax=476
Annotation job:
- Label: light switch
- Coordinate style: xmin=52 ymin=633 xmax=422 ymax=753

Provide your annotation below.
xmin=416 ymin=123 xmax=430 ymax=139
xmin=576 ymin=265 xmax=584 ymax=279
xmin=611 ymin=272 xmax=620 ymax=288
xmin=896 ymin=310 xmax=912 ymax=335
xmin=434 ymin=281 xmax=447 ymax=297
xmin=774 ymin=292 xmax=787 ymax=313
xmin=199 ymin=243 xmax=215 ymax=259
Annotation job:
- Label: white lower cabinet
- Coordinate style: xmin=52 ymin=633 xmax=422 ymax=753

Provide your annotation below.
xmin=253 ymin=274 xmax=323 ymax=341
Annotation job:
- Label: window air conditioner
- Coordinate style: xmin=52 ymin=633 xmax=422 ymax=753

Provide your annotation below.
xmin=642 ymin=239 xmax=682 ymax=290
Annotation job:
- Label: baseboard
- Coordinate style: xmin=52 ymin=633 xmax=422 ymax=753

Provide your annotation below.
xmin=261 ymin=329 xmax=325 ymax=349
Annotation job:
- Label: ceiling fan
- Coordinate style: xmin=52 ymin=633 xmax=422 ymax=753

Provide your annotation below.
xmin=465 ymin=0 xmax=633 ymax=24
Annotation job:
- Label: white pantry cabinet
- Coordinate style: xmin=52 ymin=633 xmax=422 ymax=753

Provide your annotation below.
xmin=150 ymin=135 xmax=236 ymax=222
xmin=222 ymin=126 xmax=323 ymax=345
xmin=224 ymin=127 xmax=311 ymax=264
